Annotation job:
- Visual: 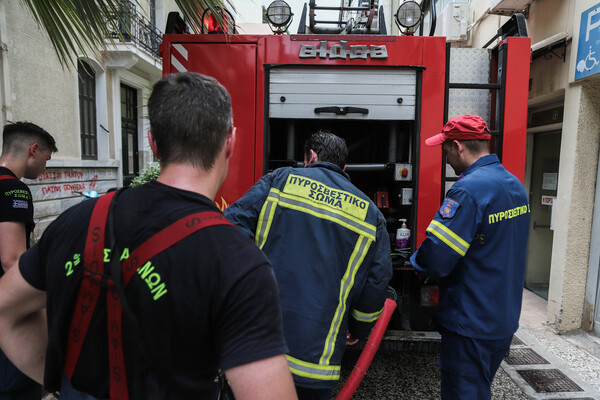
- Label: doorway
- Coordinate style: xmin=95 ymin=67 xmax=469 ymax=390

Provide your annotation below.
xmin=525 ymin=130 xmax=561 ymax=299
xmin=120 ymin=83 xmax=139 ymax=186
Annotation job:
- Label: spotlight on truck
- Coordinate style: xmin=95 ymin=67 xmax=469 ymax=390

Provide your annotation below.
xmin=266 ymin=0 xmax=293 ymax=34
xmin=394 ymin=0 xmax=423 ymax=35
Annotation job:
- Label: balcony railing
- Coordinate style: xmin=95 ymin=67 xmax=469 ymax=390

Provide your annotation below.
xmin=109 ymin=1 xmax=162 ymax=59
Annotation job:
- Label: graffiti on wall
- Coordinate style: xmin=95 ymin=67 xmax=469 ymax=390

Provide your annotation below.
xmin=26 ymin=168 xmax=115 ymax=201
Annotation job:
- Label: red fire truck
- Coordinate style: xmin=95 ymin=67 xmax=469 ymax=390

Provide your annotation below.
xmin=161 ymin=1 xmax=530 ymax=343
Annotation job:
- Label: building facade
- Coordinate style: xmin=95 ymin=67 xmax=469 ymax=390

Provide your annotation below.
xmin=0 ymin=0 xmax=181 ymax=240
xmin=464 ymin=0 xmax=600 ymax=335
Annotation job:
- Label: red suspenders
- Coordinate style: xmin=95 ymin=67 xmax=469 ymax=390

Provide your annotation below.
xmin=64 ymin=191 xmax=232 ymax=399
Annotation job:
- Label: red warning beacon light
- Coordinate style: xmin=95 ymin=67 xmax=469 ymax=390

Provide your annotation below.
xmin=201 ymin=7 xmax=236 ymax=34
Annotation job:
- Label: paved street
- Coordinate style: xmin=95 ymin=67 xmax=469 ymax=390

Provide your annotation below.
xmin=334 ymin=348 xmax=529 ymax=399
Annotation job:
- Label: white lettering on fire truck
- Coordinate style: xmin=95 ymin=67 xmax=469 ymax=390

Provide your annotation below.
xmin=299 ymin=40 xmax=388 ymax=60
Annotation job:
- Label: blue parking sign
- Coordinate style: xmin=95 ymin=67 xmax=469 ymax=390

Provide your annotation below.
xmin=576 ymin=3 xmax=600 ymax=80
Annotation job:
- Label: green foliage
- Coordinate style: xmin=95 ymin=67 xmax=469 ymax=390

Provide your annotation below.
xmin=19 ymin=0 xmax=233 ymax=68
xmin=130 ymin=162 xmax=161 ymax=187
xmin=20 ymin=0 xmax=137 ymax=68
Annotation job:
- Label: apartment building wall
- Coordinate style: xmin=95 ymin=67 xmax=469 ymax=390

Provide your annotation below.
xmin=468 ymin=0 xmax=600 ymax=334
xmin=0 ymin=0 xmax=178 ymax=240
xmin=428 ymin=0 xmax=600 ymax=333
xmin=560 ymin=0 xmax=600 ymax=334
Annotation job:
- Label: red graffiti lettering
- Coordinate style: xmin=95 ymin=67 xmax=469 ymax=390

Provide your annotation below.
xmin=41 ymin=186 xmax=62 ymax=195
xmin=89 ymin=175 xmax=98 ymax=189
xmin=63 ymin=183 xmax=86 ymax=193
xmin=36 ymin=171 xmax=63 ymax=182
xmin=64 ymin=171 xmax=84 ymax=180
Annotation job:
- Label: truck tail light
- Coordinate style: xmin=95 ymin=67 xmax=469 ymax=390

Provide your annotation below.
xmin=420 ymin=286 xmax=439 ymax=307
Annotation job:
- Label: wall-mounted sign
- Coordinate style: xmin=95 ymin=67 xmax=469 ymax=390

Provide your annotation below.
xmin=530 ymin=106 xmax=564 ymax=127
xmin=541 ymin=195 xmax=556 ymax=206
xmin=541 ymin=195 xmax=557 ymax=231
xmin=575 ymin=3 xmax=600 ymax=80
xmin=542 ymin=172 xmax=558 ymax=191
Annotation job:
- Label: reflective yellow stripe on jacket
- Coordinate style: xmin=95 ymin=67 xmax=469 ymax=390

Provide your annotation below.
xmin=351 ymin=307 xmax=383 ymax=323
xmin=426 ymin=220 xmax=470 ymax=256
xmin=320 ymin=235 xmax=372 ymax=365
xmin=256 ymin=189 xmax=377 ymax=248
xmin=286 ymin=355 xmax=340 ymax=381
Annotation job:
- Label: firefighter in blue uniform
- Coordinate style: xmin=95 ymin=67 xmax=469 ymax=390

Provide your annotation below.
xmin=225 ymin=130 xmax=392 ymax=400
xmin=410 ymin=115 xmax=530 ymax=400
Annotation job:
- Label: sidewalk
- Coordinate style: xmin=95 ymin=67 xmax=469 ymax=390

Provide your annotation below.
xmin=501 ymin=289 xmax=600 ymax=399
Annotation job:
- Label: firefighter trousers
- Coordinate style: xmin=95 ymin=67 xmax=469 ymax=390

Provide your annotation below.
xmin=438 ymin=329 xmax=512 ymax=400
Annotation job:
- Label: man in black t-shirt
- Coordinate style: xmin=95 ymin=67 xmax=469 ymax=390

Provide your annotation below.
xmin=0 ymin=121 xmax=56 ymax=399
xmin=0 ymin=73 xmax=297 ymax=399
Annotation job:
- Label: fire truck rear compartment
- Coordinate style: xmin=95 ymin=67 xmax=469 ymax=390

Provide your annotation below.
xmin=260 ymin=39 xmax=511 ymax=334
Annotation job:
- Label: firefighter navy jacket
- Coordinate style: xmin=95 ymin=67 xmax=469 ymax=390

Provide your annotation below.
xmin=225 ymin=162 xmax=392 ymax=388
xmin=411 ymin=154 xmax=530 ymax=340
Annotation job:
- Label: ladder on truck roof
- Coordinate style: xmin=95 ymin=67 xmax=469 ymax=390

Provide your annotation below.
xmin=297 ymin=0 xmax=386 ymax=35
xmin=441 ymin=13 xmax=528 ymax=200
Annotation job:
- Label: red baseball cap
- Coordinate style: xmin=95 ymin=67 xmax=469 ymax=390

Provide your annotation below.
xmin=425 ymin=115 xmax=491 ymax=146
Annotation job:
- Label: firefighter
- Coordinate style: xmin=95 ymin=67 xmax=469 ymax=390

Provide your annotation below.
xmin=225 ymin=130 xmax=393 ymax=400
xmin=410 ymin=115 xmax=530 ymax=400
xmin=0 ymin=72 xmax=297 ymax=400
xmin=0 ymin=121 xmax=56 ymax=399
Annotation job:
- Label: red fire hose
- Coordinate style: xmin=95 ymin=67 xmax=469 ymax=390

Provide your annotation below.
xmin=335 ymin=297 xmax=397 ymax=400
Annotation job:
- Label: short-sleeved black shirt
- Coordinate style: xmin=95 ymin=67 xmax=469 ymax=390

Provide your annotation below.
xmin=0 ymin=172 xmax=39 ymax=392
xmin=0 ymin=166 xmax=34 ymax=251
xmin=19 ymin=181 xmax=287 ymax=399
